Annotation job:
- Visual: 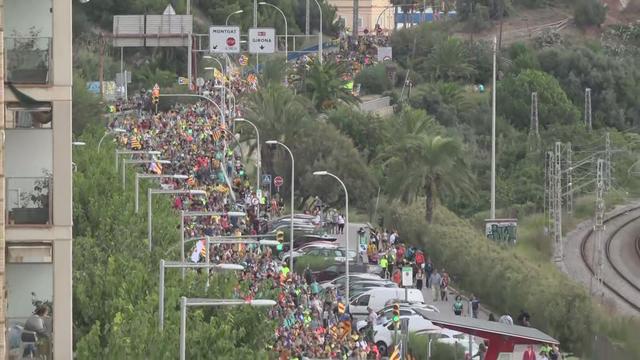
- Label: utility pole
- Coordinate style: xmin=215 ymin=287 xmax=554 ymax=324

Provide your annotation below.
xmin=591 ymin=158 xmax=605 ymax=295
xmin=605 ymin=132 xmax=612 ymax=191
xmin=352 ymin=0 xmax=359 ymax=38
xmin=545 ymin=151 xmax=554 ymax=236
xmin=305 ymin=0 xmax=310 ymax=35
xmin=553 ymin=142 xmax=563 ymax=262
xmin=528 ymin=92 xmax=540 ymax=152
xmin=566 ymin=142 xmax=573 ymax=215
xmin=544 ymin=151 xmax=550 ymax=234
xmin=585 ymin=88 xmax=592 ymax=131
xmin=490 ymin=36 xmax=497 ymax=219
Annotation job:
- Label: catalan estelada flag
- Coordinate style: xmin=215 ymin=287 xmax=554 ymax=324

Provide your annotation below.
xmin=149 ymin=162 xmax=163 ymax=174
xmin=130 ymin=137 xmax=142 ymax=150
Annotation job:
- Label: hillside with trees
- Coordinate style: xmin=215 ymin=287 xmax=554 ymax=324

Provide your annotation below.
xmin=70 ymin=0 xmax=640 ymax=357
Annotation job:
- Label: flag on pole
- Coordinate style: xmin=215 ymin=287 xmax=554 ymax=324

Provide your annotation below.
xmin=191 ymin=240 xmax=206 ymax=262
xmin=149 ymin=161 xmax=163 ymax=174
xmin=130 ymin=137 xmax=142 ymax=150
xmin=389 ymin=344 xmax=401 ymax=360
xmin=214 ymin=68 xmax=224 ymax=81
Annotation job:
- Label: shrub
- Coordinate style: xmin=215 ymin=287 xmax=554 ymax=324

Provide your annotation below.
xmin=356 ymin=64 xmax=392 ymax=95
xmin=574 ymin=0 xmax=607 ymax=28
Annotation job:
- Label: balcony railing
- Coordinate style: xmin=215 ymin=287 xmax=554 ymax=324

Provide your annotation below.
xmin=6 ymin=177 xmax=52 ymax=225
xmin=4 ymin=37 xmax=52 ymax=84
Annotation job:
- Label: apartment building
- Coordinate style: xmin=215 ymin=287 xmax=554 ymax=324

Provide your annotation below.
xmin=1 ymin=0 xmax=73 ymax=358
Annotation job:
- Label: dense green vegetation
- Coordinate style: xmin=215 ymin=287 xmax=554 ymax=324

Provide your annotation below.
xmin=71 ymin=1 xmax=640 ymax=357
xmin=73 ymin=126 xmax=275 ymax=358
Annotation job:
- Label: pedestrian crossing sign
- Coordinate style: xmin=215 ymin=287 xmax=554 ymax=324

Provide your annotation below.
xmin=262 ymin=174 xmax=272 ymax=185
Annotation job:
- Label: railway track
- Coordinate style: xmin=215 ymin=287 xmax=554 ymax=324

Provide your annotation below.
xmin=579 ymin=207 xmax=640 ymax=312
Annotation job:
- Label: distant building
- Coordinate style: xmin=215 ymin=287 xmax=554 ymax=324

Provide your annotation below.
xmin=1 ymin=0 xmax=73 ymax=358
xmin=329 ymin=0 xmax=395 ymax=34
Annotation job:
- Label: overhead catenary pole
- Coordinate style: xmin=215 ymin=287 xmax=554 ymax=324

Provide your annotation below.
xmin=591 ymin=158 xmax=605 ymax=295
xmin=553 ymin=142 xmax=563 ymax=262
xmin=490 ymin=36 xmax=497 ymax=219
xmin=566 ymin=142 xmax=573 ymax=215
xmin=605 ymin=132 xmax=612 ymax=191
xmin=585 ymin=88 xmax=592 ymax=131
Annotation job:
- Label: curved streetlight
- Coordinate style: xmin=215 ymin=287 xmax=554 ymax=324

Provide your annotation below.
xmin=259 ymin=2 xmax=288 ymax=61
xmin=98 ymin=128 xmax=126 ymax=152
xmin=312 ymin=0 xmax=323 ymax=63
xmin=313 ymin=170 xmax=350 ymax=302
xmin=226 ymin=9 xmax=244 ymax=25
xmin=266 ymin=140 xmax=294 ymax=269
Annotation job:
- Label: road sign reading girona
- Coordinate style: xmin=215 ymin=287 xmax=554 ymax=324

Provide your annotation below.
xmin=249 ymin=28 xmax=275 ymax=54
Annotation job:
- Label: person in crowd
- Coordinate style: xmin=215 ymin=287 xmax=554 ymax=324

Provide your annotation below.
xmin=517 ymin=309 xmax=531 ymax=327
xmin=429 ymin=269 xmax=442 ymax=302
xmin=499 ymin=313 xmax=514 ymax=325
xmin=471 ymin=294 xmax=480 ymax=318
xmin=473 ymin=340 xmax=488 ymax=360
xmin=415 ymin=268 xmax=425 ymax=291
xmin=440 ymin=269 xmax=450 ymax=301
xmin=337 ymin=213 xmax=345 ymax=234
xmin=425 ymin=258 xmax=434 ymax=288
xmin=453 ymin=295 xmax=464 ymax=316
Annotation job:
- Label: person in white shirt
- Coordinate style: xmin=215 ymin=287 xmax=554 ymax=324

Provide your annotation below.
xmin=337 ymin=214 xmax=345 ymax=234
xmin=389 ymin=230 xmax=397 ymax=245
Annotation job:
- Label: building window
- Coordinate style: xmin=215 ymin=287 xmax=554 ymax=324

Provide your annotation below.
xmin=5 ymin=104 xmax=53 ymax=226
xmin=6 ymin=243 xmax=53 ymax=358
xmin=4 ymin=0 xmax=53 ymax=84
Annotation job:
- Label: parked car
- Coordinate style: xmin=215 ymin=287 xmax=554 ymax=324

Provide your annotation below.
xmin=349 ymin=288 xmax=425 ymax=315
xmin=320 ymin=273 xmax=382 ymax=289
xmin=280 ymin=241 xmax=339 ymax=261
xmin=376 ymin=303 xmax=439 ymax=325
xmin=373 ymin=315 xmax=440 ymax=355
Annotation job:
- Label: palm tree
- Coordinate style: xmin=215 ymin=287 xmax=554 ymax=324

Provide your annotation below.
xmin=297 ymin=59 xmax=360 ymax=111
xmin=426 ymin=38 xmax=476 ymax=82
xmin=382 ymin=134 xmax=474 ymax=223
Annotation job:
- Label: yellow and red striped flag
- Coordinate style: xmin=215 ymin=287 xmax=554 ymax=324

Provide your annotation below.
xmin=389 ymin=345 xmax=401 ymax=360
xmin=131 ymin=137 xmax=142 ymax=150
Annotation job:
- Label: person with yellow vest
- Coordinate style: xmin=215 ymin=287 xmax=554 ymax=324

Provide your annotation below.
xmin=379 ymin=255 xmax=388 ymax=279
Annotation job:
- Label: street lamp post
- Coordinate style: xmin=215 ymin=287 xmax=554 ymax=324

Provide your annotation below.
xmin=235 ymin=118 xmax=261 ymax=214
xmin=226 ymin=9 xmax=244 ymax=25
xmin=490 ymin=36 xmax=497 ymax=219
xmin=312 ymin=0 xmax=323 ymax=63
xmin=180 ymin=211 xmax=246 ymax=278
xmin=115 ymin=150 xmax=160 ymax=172
xmin=313 ymin=171 xmax=350 ymax=302
xmin=266 ymin=140 xmax=295 ymax=269
xmin=259 ymin=2 xmax=288 ymax=61
xmin=179 ymin=297 xmax=276 ymax=360
xmin=148 ymin=189 xmax=207 ymax=251
xmin=158 ymin=260 xmax=244 ymax=331
xmin=135 ymin=174 xmax=188 ymax=213
xmin=98 ymin=128 xmax=126 ymax=152
xmin=122 ymin=159 xmax=171 ymax=189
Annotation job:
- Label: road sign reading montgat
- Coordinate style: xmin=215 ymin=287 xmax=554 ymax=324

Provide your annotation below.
xmin=249 ymin=28 xmax=275 ymax=54
xmin=209 ymin=26 xmax=240 ymax=53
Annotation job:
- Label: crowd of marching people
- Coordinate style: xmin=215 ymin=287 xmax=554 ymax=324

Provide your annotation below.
xmin=111 ymin=74 xmax=389 ymax=357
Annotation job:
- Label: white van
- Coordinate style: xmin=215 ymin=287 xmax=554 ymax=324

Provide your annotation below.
xmin=349 ymin=288 xmax=424 ymax=315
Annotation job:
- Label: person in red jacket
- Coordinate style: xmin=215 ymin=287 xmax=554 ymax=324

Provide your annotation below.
xmin=522 ymin=345 xmax=537 ymax=360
